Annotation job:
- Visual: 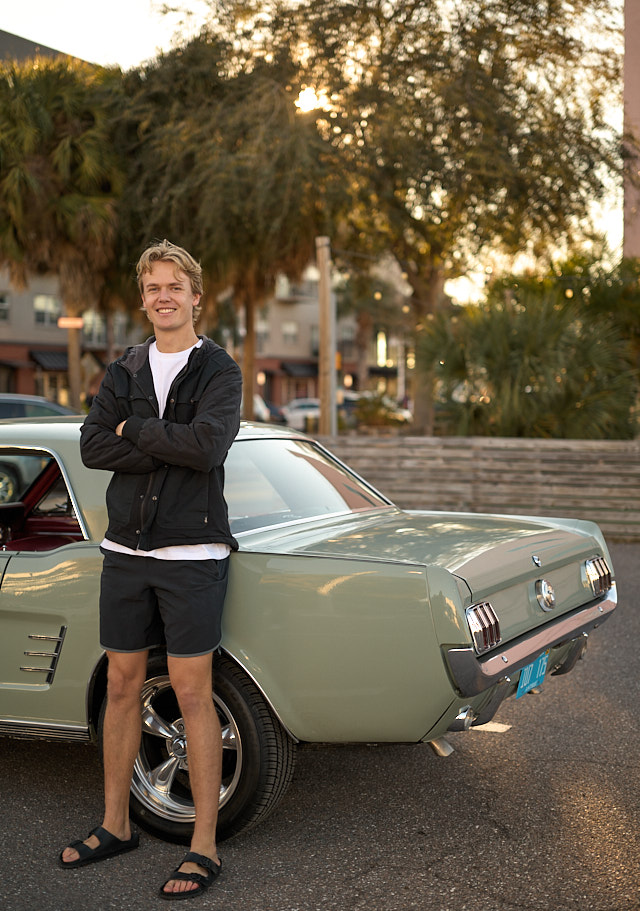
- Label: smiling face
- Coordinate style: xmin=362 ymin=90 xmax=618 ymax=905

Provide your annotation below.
xmin=140 ymin=260 xmax=201 ymax=349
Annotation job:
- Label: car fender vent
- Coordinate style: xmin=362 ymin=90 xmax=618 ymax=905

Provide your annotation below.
xmin=466 ymin=602 xmax=501 ymax=654
xmin=584 ymin=556 xmax=612 ymax=597
xmin=20 ymin=625 xmax=67 ymax=685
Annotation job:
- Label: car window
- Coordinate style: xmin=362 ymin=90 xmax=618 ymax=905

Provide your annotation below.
xmin=23 ymin=402 xmax=65 ymax=417
xmin=0 ymin=447 xmax=83 ymax=549
xmin=0 ymin=452 xmax=52 ymax=503
xmin=33 ymin=474 xmax=76 ymax=517
xmin=0 ymin=403 xmax=26 ymax=419
xmin=226 ymin=438 xmax=389 ymax=533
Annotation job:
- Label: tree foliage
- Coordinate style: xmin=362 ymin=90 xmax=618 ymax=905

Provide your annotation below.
xmin=418 ymin=276 xmax=638 ymax=439
xmin=117 ymin=35 xmax=344 ymax=414
xmin=0 ymin=3 xmax=631 ymax=430
xmin=0 ymin=56 xmax=125 ymax=407
xmin=194 ymin=0 xmax=626 ymax=429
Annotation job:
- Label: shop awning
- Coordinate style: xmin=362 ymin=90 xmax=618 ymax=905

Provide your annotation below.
xmin=281 ymin=361 xmax=317 ymax=378
xmin=30 ymin=350 xmax=68 ymax=371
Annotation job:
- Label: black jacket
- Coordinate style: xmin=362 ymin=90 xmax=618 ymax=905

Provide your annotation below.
xmin=80 ymin=336 xmax=242 ymax=551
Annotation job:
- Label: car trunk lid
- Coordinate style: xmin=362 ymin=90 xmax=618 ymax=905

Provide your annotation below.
xmin=240 ymin=507 xmax=606 ymax=644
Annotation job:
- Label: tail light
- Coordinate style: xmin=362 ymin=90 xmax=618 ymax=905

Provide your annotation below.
xmin=466 ymin=602 xmax=501 ymax=654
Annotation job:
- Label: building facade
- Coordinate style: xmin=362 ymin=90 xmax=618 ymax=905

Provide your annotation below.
xmin=0 ymin=268 xmax=135 ymax=405
xmin=245 ymin=269 xmax=413 ymax=409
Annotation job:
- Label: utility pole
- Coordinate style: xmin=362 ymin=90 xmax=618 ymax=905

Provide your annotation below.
xmin=624 ymin=0 xmax=640 ymax=256
xmin=316 ymin=236 xmax=337 ymax=436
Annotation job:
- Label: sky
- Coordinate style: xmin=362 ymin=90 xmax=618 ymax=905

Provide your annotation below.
xmin=2 ymin=1 xmax=211 ymax=70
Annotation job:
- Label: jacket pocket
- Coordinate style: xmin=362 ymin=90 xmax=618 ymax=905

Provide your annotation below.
xmin=173 ymin=399 xmax=198 ymax=424
xmin=105 ymin=475 xmax=138 ymax=528
xmin=154 ymin=468 xmax=208 ymax=531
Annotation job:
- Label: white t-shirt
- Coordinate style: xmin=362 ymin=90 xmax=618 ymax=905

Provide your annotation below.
xmin=101 ymin=339 xmax=231 ymax=561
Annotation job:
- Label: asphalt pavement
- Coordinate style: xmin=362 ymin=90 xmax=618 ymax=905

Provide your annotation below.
xmin=1 ymin=542 xmax=639 ymax=911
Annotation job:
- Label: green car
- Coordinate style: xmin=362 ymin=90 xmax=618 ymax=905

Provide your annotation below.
xmin=0 ymin=418 xmax=617 ymax=843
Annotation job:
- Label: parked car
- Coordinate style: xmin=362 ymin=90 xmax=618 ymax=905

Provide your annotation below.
xmin=241 ymin=394 xmax=286 ymax=424
xmin=0 ymin=418 xmax=617 ymax=844
xmin=281 ymin=397 xmax=320 ymax=430
xmin=352 ymin=391 xmax=412 ymax=425
xmin=264 ymin=400 xmax=287 ymax=425
xmin=0 ymin=393 xmax=76 ymax=419
xmin=250 ymin=393 xmax=270 ymax=423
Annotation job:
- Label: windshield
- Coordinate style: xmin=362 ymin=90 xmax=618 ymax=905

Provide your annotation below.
xmin=226 ymin=438 xmax=390 ymax=534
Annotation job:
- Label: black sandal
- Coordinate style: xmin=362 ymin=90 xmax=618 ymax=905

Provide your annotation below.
xmin=58 ymin=825 xmax=139 ymax=869
xmin=159 ymin=852 xmax=222 ymax=901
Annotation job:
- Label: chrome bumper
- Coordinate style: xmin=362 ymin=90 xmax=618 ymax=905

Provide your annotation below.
xmin=445 ymin=584 xmax=617 ymax=697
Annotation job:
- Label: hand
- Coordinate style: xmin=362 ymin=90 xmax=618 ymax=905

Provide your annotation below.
xmin=115 ymin=420 xmax=127 ymax=437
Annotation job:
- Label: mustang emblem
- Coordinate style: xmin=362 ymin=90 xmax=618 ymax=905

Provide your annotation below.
xmin=532 ymin=555 xmax=542 ymax=567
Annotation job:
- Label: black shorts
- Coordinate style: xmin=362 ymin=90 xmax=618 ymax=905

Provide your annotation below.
xmin=99 ymin=549 xmax=229 ymax=658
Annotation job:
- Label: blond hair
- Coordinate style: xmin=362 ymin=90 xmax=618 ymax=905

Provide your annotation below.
xmin=137 ymin=240 xmax=203 ymax=323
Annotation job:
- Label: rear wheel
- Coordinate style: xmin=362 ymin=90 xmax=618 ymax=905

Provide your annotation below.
xmin=110 ymin=653 xmax=296 ymax=843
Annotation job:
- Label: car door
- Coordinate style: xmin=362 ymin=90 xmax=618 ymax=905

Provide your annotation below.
xmin=0 ymin=449 xmax=103 ymax=739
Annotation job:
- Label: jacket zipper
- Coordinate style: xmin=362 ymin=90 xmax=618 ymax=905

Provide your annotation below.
xmin=126 ymin=347 xmax=201 ymax=540
xmin=139 ymin=473 xmax=158 ymax=538
xmin=129 ymin=370 xmax=159 ymax=539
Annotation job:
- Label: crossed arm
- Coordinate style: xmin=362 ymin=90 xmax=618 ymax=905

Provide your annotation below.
xmin=80 ymin=361 xmax=242 ymax=475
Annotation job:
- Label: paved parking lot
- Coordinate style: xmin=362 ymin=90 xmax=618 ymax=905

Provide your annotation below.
xmin=2 ymin=542 xmax=638 ymax=911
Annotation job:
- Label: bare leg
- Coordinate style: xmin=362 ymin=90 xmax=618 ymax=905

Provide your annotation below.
xmin=61 ymin=650 xmax=148 ymax=863
xmin=161 ymin=652 xmax=222 ymax=895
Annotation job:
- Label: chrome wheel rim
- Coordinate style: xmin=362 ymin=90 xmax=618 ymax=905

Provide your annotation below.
xmin=131 ymin=675 xmax=242 ymax=824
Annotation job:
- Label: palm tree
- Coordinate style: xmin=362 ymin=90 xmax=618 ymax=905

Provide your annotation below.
xmin=418 ymin=290 xmax=637 ymax=439
xmin=118 ymin=37 xmax=343 ymax=418
xmin=0 ymin=56 xmax=125 ymax=409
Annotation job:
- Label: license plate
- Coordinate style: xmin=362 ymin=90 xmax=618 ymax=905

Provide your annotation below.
xmin=516 ymin=650 xmax=550 ymax=698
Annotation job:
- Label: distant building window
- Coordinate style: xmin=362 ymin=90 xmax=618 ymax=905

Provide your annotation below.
xmin=34 ymin=294 xmax=62 ymax=326
xmin=113 ymin=312 xmax=130 ymax=346
xmin=82 ymin=310 xmax=107 ymax=345
xmin=0 ymin=293 xmax=9 ymax=322
xmin=256 ymin=318 xmax=270 ymax=355
xmin=282 ymin=321 xmax=299 ymax=345
xmin=339 ymin=323 xmax=356 ymax=344
xmin=275 ymin=275 xmax=290 ymax=299
xmin=289 ymin=280 xmax=316 ymax=299
xmin=338 ymin=322 xmax=356 ymax=359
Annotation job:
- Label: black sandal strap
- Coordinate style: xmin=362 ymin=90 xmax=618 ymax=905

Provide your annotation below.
xmin=166 ymin=870 xmax=208 ymax=886
xmin=89 ymin=826 xmax=118 ymax=848
xmin=181 ymin=852 xmax=220 ymax=877
xmin=68 ymin=839 xmax=95 ymax=861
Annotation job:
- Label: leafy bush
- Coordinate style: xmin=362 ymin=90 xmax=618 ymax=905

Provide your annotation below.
xmin=418 ymin=289 xmax=638 ymax=439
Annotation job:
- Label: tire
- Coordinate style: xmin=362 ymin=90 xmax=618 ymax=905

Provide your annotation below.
xmin=105 ymin=652 xmax=296 ymax=844
xmin=0 ymin=464 xmax=19 ymax=504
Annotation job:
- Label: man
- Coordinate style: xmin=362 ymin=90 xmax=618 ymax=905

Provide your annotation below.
xmin=59 ymin=240 xmax=242 ymax=901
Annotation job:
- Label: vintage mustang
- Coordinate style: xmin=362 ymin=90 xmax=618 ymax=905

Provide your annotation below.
xmin=0 ymin=418 xmax=616 ymax=843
